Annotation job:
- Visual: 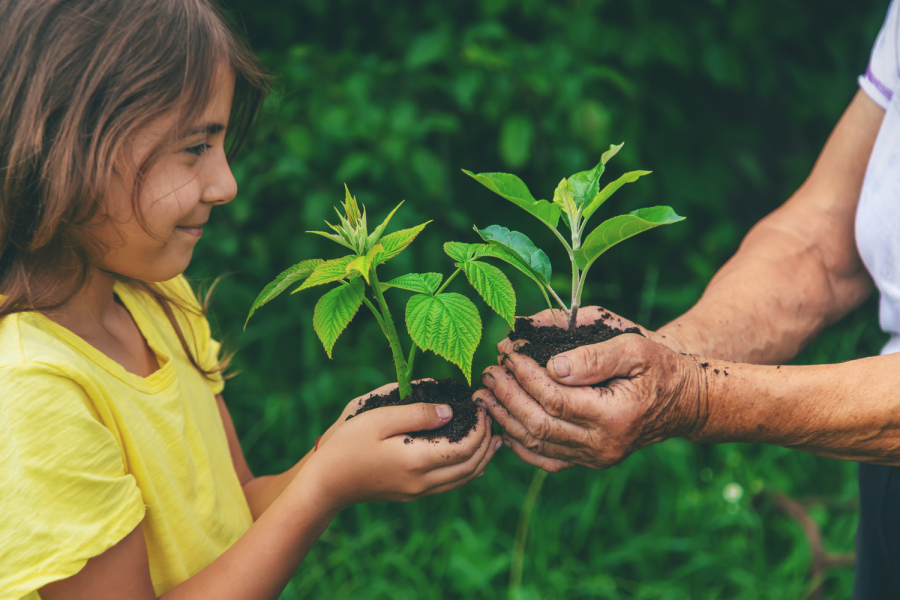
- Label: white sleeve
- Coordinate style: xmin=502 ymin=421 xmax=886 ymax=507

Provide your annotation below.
xmin=859 ymin=0 xmax=900 ymax=109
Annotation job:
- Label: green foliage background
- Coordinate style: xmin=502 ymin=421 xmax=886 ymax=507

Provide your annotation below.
xmin=189 ymin=0 xmax=891 ymax=597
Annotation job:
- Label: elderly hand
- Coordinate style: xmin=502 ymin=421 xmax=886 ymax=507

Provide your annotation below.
xmin=475 ymin=313 xmax=708 ymax=472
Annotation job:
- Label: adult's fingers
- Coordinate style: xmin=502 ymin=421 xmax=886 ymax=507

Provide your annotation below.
xmin=477 ymin=368 xmax=588 ymax=446
xmin=368 ymin=402 xmax=453 ymax=439
xmin=502 ymin=435 xmax=574 ymax=473
xmin=499 ymin=352 xmax=602 ymax=425
xmin=547 ymin=333 xmax=649 ymax=386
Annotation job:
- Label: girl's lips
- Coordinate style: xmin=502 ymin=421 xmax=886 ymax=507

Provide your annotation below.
xmin=175 ymin=225 xmax=203 ymax=238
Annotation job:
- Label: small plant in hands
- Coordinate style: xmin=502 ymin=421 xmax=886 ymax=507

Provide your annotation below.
xmin=245 ymin=187 xmax=517 ymax=441
xmin=459 ymin=142 xmax=684 ymax=365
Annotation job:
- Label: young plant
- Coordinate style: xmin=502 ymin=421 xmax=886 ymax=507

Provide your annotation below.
xmin=244 ymin=186 xmax=516 ymax=398
xmin=460 ymin=142 xmax=684 ymax=331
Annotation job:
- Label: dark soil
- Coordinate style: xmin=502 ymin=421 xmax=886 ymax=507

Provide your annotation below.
xmin=347 ymin=378 xmax=478 ymax=443
xmin=508 ymin=315 xmax=642 ymax=367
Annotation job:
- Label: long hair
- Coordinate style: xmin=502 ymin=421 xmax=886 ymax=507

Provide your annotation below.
xmin=0 ymin=0 xmax=268 ymax=377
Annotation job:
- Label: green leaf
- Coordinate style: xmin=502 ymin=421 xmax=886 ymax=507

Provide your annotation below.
xmin=367 ymin=202 xmax=403 ymax=249
xmin=582 ymin=170 xmax=651 ymax=222
xmin=313 ymin=278 xmax=365 ymax=358
xmin=444 ymin=241 xmax=475 ymax=262
xmin=293 ymin=255 xmax=356 ymax=293
xmin=461 ymin=170 xmax=560 ymax=229
xmin=375 ymin=222 xmax=430 ymax=265
xmin=245 ymin=259 xmax=322 ymax=328
xmin=307 ymin=230 xmax=356 ymax=251
xmin=345 ymin=244 xmax=384 ymax=284
xmin=381 ymin=273 xmax=443 ymax=295
xmin=472 ymin=244 xmax=543 ymax=289
xmin=568 ymin=160 xmax=604 ymax=207
xmin=474 ymin=225 xmax=552 ymax=285
xmin=601 ymin=142 xmax=624 ymax=165
xmin=406 ymin=293 xmax=482 ymax=385
xmin=462 ymin=261 xmax=516 ymax=328
xmin=574 ymin=206 xmax=685 ymax=269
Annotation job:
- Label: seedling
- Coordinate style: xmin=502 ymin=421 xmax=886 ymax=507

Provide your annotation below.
xmin=244 ymin=186 xmax=516 ymax=398
xmin=460 ymin=142 xmax=684 ymax=331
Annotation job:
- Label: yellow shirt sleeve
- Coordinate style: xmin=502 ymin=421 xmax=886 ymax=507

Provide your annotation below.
xmin=0 ymin=363 xmax=145 ymax=599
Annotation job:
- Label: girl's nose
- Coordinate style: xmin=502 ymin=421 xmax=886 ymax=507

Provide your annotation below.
xmin=201 ymin=146 xmax=238 ymax=205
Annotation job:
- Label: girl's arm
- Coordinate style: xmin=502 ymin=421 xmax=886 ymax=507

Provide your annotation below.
xmin=40 ymin=398 xmax=501 ymax=600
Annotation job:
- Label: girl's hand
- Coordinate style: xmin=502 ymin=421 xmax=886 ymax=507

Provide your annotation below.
xmin=307 ymin=382 xmax=502 ymax=511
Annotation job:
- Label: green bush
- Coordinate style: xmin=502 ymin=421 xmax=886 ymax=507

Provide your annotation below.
xmin=188 ymin=1 xmax=889 ymax=597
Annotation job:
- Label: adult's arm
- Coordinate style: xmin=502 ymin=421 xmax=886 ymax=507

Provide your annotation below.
xmin=657 ymin=89 xmax=882 ymax=364
xmin=477 ymin=333 xmax=900 ymax=472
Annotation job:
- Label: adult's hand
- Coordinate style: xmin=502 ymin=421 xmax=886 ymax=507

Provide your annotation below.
xmin=475 ymin=331 xmax=707 ymax=472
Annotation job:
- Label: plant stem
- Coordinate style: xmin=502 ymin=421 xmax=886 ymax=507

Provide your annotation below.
xmin=435 ymin=266 xmax=462 ymax=295
xmin=546 ymin=286 xmax=568 ymax=312
xmin=362 ymin=297 xmax=387 ymax=334
xmin=508 ymin=469 xmax=549 ymax=600
xmin=407 ymin=344 xmax=417 ymax=379
xmin=368 ymin=267 xmax=412 ymax=398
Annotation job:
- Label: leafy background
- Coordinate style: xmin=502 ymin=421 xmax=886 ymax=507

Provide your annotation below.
xmin=189 ymin=0 xmax=890 ymax=597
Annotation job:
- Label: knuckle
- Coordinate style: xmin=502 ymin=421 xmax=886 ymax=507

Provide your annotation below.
xmin=542 ymin=388 xmax=566 ymax=418
xmin=522 ymin=432 xmax=544 ymax=453
xmin=527 ymin=413 xmax=553 ymax=442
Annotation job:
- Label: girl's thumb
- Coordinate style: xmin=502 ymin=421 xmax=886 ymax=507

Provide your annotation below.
xmin=374 ymin=403 xmax=453 ymax=439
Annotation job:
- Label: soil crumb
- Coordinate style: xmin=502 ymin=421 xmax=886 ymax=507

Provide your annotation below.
xmin=348 ymin=378 xmax=478 ymax=443
xmin=508 ymin=316 xmax=642 ymax=367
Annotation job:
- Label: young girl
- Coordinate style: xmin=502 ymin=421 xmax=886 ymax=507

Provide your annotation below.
xmin=0 ymin=1 xmax=501 ymax=598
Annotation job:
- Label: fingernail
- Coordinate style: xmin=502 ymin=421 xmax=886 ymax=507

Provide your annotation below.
xmin=477 ymin=400 xmax=487 ymax=409
xmin=503 ymin=437 xmax=511 ymax=447
xmin=482 ymin=372 xmax=495 ymax=388
xmin=478 ymin=471 xmax=485 ymax=477
xmin=552 ymin=355 xmax=571 ymax=378
xmin=436 ymin=405 xmax=452 ymax=420
xmin=494 ymin=438 xmax=502 ymax=450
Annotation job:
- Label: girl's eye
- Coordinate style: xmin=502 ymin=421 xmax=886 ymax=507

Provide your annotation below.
xmin=185 ymin=143 xmax=211 ymax=157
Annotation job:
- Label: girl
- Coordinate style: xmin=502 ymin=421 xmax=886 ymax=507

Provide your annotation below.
xmin=0 ymin=1 xmax=501 ymax=598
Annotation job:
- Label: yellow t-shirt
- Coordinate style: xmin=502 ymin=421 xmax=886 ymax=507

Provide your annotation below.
xmin=0 ymin=276 xmax=253 ymax=599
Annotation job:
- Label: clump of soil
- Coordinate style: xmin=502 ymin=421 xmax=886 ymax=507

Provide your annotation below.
xmin=347 ymin=378 xmax=478 ymax=443
xmin=508 ymin=315 xmax=642 ymax=367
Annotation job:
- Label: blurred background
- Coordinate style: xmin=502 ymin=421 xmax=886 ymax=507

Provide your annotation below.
xmin=192 ymin=1 xmax=890 ymax=597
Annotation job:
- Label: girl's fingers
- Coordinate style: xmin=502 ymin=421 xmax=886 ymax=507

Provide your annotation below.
xmin=368 ymin=402 xmax=454 ymax=439
xmin=421 ymin=417 xmax=495 ymax=483
xmin=421 ymin=434 xmax=503 ymax=496
xmin=404 ymin=406 xmax=493 ymax=469
xmin=503 ymin=435 xmax=573 ymax=473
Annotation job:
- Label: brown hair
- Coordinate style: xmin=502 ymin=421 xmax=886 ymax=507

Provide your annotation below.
xmin=0 ymin=0 xmax=268 ymax=376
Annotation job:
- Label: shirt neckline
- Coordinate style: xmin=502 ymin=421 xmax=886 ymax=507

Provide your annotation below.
xmin=32 ymin=280 xmax=177 ymax=393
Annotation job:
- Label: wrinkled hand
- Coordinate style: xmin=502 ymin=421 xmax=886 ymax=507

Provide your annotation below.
xmin=309 ymin=381 xmax=502 ymax=510
xmin=475 ymin=321 xmax=707 ymax=473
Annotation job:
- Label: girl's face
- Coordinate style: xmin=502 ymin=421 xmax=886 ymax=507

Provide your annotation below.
xmin=92 ymin=69 xmax=237 ymax=283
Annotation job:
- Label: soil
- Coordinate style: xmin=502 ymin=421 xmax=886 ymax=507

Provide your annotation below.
xmin=507 ymin=314 xmax=642 ymax=367
xmin=347 ymin=378 xmax=478 ymax=443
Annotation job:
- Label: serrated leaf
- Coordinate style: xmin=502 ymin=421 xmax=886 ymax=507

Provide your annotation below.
xmin=462 ymin=170 xmax=560 ymax=229
xmin=381 ymin=273 xmax=443 ymax=295
xmin=444 ymin=241 xmax=475 ymax=262
xmin=462 ymin=261 xmax=515 ymax=328
xmin=574 ymin=206 xmax=685 ymax=269
xmin=375 ymin=222 xmax=430 ymax=265
xmin=601 ymin=142 xmax=624 ymax=165
xmin=367 ymin=202 xmax=403 ymax=249
xmin=293 ymin=255 xmax=356 ymax=293
xmin=406 ymin=293 xmax=482 ymax=385
xmin=474 ymin=224 xmax=552 ymax=285
xmin=582 ymin=170 xmax=651 ymax=222
xmin=245 ymin=259 xmax=323 ymax=328
xmin=313 ymin=278 xmax=365 ymax=358
xmin=345 ymin=244 xmax=384 ymax=284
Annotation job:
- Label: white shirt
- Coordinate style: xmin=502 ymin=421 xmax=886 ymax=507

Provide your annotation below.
xmin=856 ymin=0 xmax=900 ymax=355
